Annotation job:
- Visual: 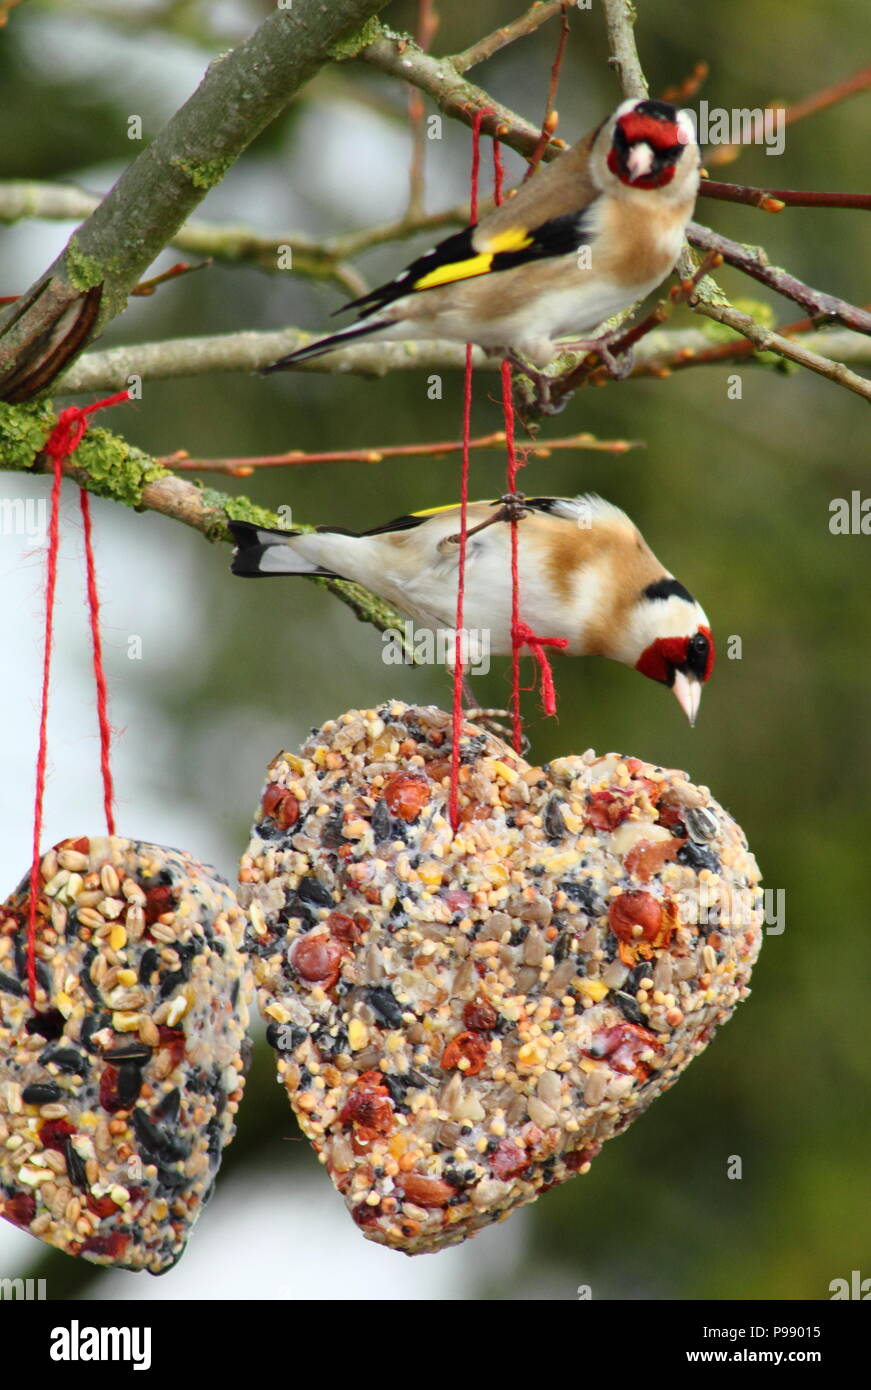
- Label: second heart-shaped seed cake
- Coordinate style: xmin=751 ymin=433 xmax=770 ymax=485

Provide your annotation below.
xmin=240 ymin=703 xmax=763 ymax=1254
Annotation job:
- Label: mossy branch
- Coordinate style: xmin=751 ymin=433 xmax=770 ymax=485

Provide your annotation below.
xmin=0 ymin=0 xmax=391 ymax=401
xmin=0 ymin=400 xmax=407 ymax=642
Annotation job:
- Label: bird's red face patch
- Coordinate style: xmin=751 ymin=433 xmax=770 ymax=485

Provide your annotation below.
xmin=608 ymin=110 xmax=685 ymax=189
xmin=636 ymin=627 xmax=715 ymax=685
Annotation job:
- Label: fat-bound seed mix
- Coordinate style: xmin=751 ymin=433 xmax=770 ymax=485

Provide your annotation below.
xmin=240 ymin=703 xmax=764 ymax=1255
xmin=0 ymin=837 xmax=252 ymax=1272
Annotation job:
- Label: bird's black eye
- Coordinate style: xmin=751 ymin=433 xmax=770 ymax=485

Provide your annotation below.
xmin=684 ymin=632 xmax=710 ymax=680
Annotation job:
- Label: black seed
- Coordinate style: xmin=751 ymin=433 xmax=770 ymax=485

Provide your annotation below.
xmin=206 ymin=1116 xmax=223 ymax=1158
xmin=137 ymin=948 xmax=159 ymax=985
xmin=559 ymin=879 xmax=602 ymax=915
xmin=554 ymin=930 xmax=573 ymax=963
xmin=78 ymin=961 xmax=102 ymax=1006
xmin=230 ymin=978 xmax=240 ymax=1009
xmin=160 ymin=969 xmax=188 ymax=1002
xmin=64 ymin=1138 xmax=88 ymax=1190
xmin=22 ymin=1083 xmax=63 ymax=1104
xmin=543 ymin=795 xmax=567 ymax=839
xmin=79 ymin=1012 xmax=108 ymax=1053
xmin=365 ymin=985 xmax=404 ymax=1028
xmin=509 ymin=924 xmax=529 ymax=947
xmin=0 ymin=970 xmax=24 ymax=997
xmin=677 ymin=841 xmax=720 ymax=874
xmin=371 ymin=799 xmax=392 ymax=843
xmin=157 ymin=1168 xmax=189 ymax=1191
xmin=116 ymin=1063 xmax=142 ymax=1108
xmin=153 ymin=1088 xmax=181 ymax=1124
xmin=320 ymin=806 xmax=346 ymax=848
xmin=296 ymin=876 xmax=334 ymax=907
xmin=256 ymin=819 xmax=285 ymax=841
xmin=613 ymin=991 xmax=646 ymax=1025
xmin=104 ymin=1043 xmax=152 ymax=1065
xmin=684 ymin=806 xmax=719 ymax=843
xmin=24 ymin=1009 xmax=65 ymax=1040
xmin=132 ymin=1108 xmax=169 ymax=1157
xmin=38 ymin=1047 xmax=85 ymax=1074
xmin=443 ymin=1166 xmax=476 ymax=1189
xmin=381 ymin=1075 xmax=409 ymax=1112
xmin=626 ymin=963 xmax=653 ymax=993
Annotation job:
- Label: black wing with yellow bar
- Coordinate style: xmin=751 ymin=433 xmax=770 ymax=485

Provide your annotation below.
xmin=335 ymin=210 xmax=595 ymax=320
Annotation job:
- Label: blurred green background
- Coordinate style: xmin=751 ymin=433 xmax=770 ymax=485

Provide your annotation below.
xmin=1 ymin=0 xmax=869 ymax=1300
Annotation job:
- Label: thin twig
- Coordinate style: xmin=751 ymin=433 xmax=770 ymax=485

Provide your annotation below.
xmin=523 ymin=3 xmax=571 ymax=182
xmin=660 ymin=62 xmax=709 ymax=104
xmin=699 ymin=179 xmax=871 ymax=213
xmin=542 ymin=251 xmax=724 ymax=411
xmin=0 ymin=179 xmax=466 ymax=290
xmin=452 ymin=1 xmax=568 ymax=73
xmin=406 ymin=0 xmax=440 ymax=219
xmin=688 ymin=297 xmax=871 ymax=403
xmin=131 ymin=260 xmax=211 ymax=297
xmin=687 ymin=223 xmax=871 ymax=336
xmin=160 ymin=429 xmax=640 ymax=477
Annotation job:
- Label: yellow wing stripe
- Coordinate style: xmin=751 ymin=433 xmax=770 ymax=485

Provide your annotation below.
xmin=412 ymin=228 xmax=533 ymax=292
xmin=413 ymin=253 xmax=493 ymax=292
xmin=410 ymin=502 xmax=464 ymax=518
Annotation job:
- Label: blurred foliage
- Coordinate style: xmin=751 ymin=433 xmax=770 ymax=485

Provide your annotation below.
xmin=3 ymin=0 xmax=871 ymax=1300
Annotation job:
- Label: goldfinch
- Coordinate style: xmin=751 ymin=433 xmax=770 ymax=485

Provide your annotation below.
xmin=229 ymin=495 xmax=715 ymax=724
xmin=262 ymin=98 xmax=699 ymax=376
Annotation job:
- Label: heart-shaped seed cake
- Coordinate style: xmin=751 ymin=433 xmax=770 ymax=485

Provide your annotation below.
xmin=240 ymin=703 xmax=763 ymax=1255
xmin=0 ymin=837 xmax=252 ymax=1273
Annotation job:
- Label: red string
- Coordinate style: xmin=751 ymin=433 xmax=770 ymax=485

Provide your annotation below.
xmin=80 ymin=489 xmax=116 ymax=835
xmin=449 ymin=110 xmax=488 ymax=832
xmin=494 ymin=141 xmax=567 ymax=752
xmin=25 ymin=389 xmax=130 ymax=1003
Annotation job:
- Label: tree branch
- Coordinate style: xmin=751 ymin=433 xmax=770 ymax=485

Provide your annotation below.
xmin=0 ymin=179 xmax=470 ymax=294
xmin=361 ymin=28 xmax=567 ymax=158
xmin=53 ymin=323 xmax=871 ymax=398
xmin=602 ymin=0 xmax=648 ymax=99
xmin=687 ymin=223 xmax=871 ymax=335
xmin=0 ymin=400 xmax=408 ymax=641
xmin=0 ymin=0 xmax=392 ymax=402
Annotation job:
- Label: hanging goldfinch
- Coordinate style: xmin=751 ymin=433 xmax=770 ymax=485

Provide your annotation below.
xmin=261 ymin=99 xmax=700 ymax=379
xmin=229 ymin=495 xmax=715 ymax=725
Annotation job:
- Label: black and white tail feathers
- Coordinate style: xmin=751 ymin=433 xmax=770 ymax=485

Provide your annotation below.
xmin=259 ymin=317 xmax=389 ymax=373
xmin=228 ymin=521 xmax=336 ymax=578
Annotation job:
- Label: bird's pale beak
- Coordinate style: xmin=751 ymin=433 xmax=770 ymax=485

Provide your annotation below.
xmin=627 ymin=142 xmax=655 ymax=181
xmin=672 ymin=670 xmax=702 ymax=726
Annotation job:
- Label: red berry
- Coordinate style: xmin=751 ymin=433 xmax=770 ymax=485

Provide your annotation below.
xmin=291 ymin=933 xmax=344 ymax=986
xmin=608 ymin=891 xmax=663 ymax=942
xmin=382 ymin=773 xmax=430 ymax=822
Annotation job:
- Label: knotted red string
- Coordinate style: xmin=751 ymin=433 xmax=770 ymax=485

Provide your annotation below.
xmin=448 ymin=110 xmax=488 ymax=832
xmin=26 ymin=388 xmax=131 ymax=1003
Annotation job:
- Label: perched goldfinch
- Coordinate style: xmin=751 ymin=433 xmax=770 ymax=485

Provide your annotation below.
xmin=262 ymin=98 xmax=699 ymax=376
xmin=229 ymin=495 xmax=715 ymax=724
